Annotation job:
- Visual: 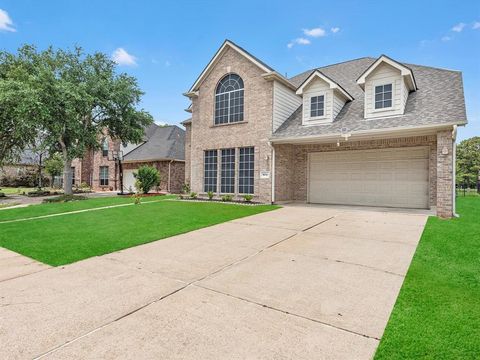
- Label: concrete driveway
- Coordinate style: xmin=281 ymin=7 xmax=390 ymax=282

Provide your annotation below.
xmin=0 ymin=204 xmax=428 ymax=359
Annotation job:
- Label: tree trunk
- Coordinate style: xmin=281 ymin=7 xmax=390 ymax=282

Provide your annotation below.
xmin=63 ymin=157 xmax=73 ymax=195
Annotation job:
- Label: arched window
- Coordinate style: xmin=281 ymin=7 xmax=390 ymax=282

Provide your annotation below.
xmin=101 ymin=137 xmax=109 ymax=157
xmin=214 ymin=74 xmax=244 ymax=125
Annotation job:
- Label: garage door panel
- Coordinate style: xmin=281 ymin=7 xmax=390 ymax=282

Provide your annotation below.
xmin=308 ymin=147 xmax=429 ymax=209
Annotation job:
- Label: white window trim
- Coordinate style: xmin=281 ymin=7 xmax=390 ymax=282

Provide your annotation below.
xmin=303 ymin=91 xmax=328 ymax=125
xmin=371 ymin=80 xmax=395 ymax=113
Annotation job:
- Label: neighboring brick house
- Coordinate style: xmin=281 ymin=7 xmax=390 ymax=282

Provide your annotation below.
xmin=183 ymin=40 xmax=467 ymax=218
xmin=122 ymin=124 xmax=185 ymax=193
xmin=72 ymin=124 xmax=185 ymax=193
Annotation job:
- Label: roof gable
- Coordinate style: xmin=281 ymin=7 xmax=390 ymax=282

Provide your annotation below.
xmin=186 ymin=40 xmax=273 ymax=95
xmin=295 ymin=70 xmax=353 ymax=100
xmin=356 ymin=55 xmax=417 ymax=91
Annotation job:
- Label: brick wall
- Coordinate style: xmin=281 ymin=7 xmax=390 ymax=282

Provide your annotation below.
xmin=436 ymin=130 xmax=454 ymax=218
xmin=123 ymin=161 xmax=185 ymax=193
xmin=189 ymin=47 xmax=274 ymax=203
xmin=274 ymin=135 xmax=439 ymax=208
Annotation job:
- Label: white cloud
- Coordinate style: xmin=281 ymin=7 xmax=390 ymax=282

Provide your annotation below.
xmin=0 ymin=9 xmax=16 ymax=32
xmin=441 ymin=36 xmax=452 ymax=42
xmin=331 ymin=27 xmax=340 ymax=33
xmin=302 ymin=27 xmax=326 ymax=37
xmin=112 ymin=48 xmax=137 ymax=66
xmin=473 ymin=21 xmax=480 ymax=29
xmin=287 ymin=37 xmax=311 ymax=48
xmin=452 ymin=23 xmax=466 ymax=32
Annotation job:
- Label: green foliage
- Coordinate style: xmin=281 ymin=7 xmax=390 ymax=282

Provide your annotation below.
xmin=133 ymin=166 xmax=160 ymax=194
xmin=456 ymin=136 xmax=480 ymax=187
xmin=182 ymin=183 xmax=191 ymax=194
xmin=207 ymin=191 xmax=214 ymax=200
xmin=190 ymin=192 xmax=197 ymax=199
xmin=42 ymin=195 xmax=87 ymax=203
xmin=0 ymin=192 xmax=5 ymax=198
xmin=0 ymin=45 xmax=153 ymax=194
xmin=44 ymin=154 xmax=64 ymax=178
xmin=221 ymin=194 xmax=233 ymax=202
xmin=243 ymin=194 xmax=253 ymax=202
xmin=132 ymin=193 xmax=142 ymax=205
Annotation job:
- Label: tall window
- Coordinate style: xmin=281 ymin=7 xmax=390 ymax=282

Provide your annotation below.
xmin=102 ymin=138 xmax=109 ymax=157
xmin=204 ymin=150 xmax=218 ymax=192
xmin=239 ymin=147 xmax=254 ymax=194
xmin=375 ymin=84 xmax=393 ymax=109
xmin=221 ymin=148 xmax=235 ymax=193
xmin=310 ymin=95 xmax=324 ymax=117
xmin=99 ymin=166 xmax=109 ymax=186
xmin=71 ymin=167 xmax=75 ymax=185
xmin=214 ymin=74 xmax=244 ymax=125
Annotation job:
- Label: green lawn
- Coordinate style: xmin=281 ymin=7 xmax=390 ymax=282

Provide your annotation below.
xmin=375 ymin=197 xmax=480 ymax=359
xmin=0 ymin=195 xmax=168 ymax=222
xmin=0 ymin=200 xmax=278 ymax=266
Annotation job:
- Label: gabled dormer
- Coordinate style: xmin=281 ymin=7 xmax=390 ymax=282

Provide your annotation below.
xmin=296 ymin=70 xmax=353 ymax=125
xmin=357 ymin=55 xmax=417 ymax=120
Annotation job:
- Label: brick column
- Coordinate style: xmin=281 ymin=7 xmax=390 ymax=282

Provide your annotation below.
xmin=436 ymin=130 xmax=454 ymax=218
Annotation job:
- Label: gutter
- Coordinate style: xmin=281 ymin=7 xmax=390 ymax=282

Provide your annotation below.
xmin=270 ymin=122 xmax=466 ymax=144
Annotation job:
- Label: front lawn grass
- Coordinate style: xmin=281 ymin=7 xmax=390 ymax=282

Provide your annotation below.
xmin=0 ymin=195 xmax=167 ymax=222
xmin=0 ymin=200 xmax=278 ymax=266
xmin=375 ymin=196 xmax=480 ymax=359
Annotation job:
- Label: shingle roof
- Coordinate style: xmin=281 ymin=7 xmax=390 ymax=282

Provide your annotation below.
xmin=273 ymin=57 xmax=467 ymax=139
xmin=123 ymin=125 xmax=185 ymax=161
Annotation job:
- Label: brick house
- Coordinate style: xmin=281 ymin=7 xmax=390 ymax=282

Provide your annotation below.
xmin=72 ymin=124 xmax=185 ymax=193
xmin=183 ymin=40 xmax=467 ymax=218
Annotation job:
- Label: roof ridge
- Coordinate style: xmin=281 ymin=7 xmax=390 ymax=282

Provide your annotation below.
xmin=317 ymin=56 xmax=376 ymax=70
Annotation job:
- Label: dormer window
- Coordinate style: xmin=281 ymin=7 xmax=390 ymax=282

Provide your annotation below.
xmin=310 ymin=95 xmax=325 ymax=117
xmin=374 ymin=84 xmax=393 ymax=109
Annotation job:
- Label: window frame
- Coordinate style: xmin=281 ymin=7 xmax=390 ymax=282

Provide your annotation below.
xmin=310 ymin=95 xmax=325 ymax=118
xmin=71 ymin=166 xmax=75 ymax=186
xmin=99 ymin=166 xmax=109 ymax=186
xmin=101 ymin=137 xmax=109 ymax=157
xmin=203 ymin=149 xmax=218 ymax=193
xmin=373 ymin=82 xmax=393 ymax=111
xmin=214 ymin=74 xmax=245 ymax=126
xmin=220 ymin=148 xmax=236 ymax=194
xmin=238 ymin=147 xmax=254 ymax=195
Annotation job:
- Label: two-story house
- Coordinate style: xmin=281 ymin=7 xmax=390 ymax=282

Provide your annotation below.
xmin=183 ymin=40 xmax=467 ymax=218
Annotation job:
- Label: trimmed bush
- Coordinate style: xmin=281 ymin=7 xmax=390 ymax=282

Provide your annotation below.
xmin=43 ymin=195 xmax=87 ymax=203
xmin=207 ymin=191 xmax=214 ymax=200
xmin=134 ymin=166 xmax=160 ymax=194
xmin=190 ymin=192 xmax=198 ymax=199
xmin=243 ymin=194 xmax=253 ymax=202
xmin=221 ymin=194 xmax=233 ymax=202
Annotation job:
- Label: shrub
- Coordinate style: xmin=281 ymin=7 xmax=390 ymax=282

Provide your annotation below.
xmin=132 ymin=193 xmax=142 ymax=205
xmin=43 ymin=195 xmax=87 ymax=203
xmin=134 ymin=166 xmax=160 ymax=194
xmin=221 ymin=194 xmax=233 ymax=202
xmin=207 ymin=191 xmax=214 ymax=200
xmin=27 ymin=190 xmax=52 ymax=197
xmin=190 ymin=192 xmax=197 ymax=199
xmin=243 ymin=194 xmax=253 ymax=202
xmin=0 ymin=192 xmax=5 ymax=198
xmin=182 ymin=182 xmax=191 ymax=194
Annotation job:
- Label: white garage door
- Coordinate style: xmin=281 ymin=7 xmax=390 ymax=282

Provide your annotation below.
xmin=308 ymin=147 xmax=429 ymax=209
xmin=122 ymin=169 xmax=137 ymax=192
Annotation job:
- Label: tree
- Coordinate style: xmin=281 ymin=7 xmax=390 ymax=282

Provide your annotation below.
xmin=0 ymin=45 xmax=153 ymax=194
xmin=44 ymin=154 xmax=64 ymax=187
xmin=456 ymin=136 xmax=480 ymax=188
xmin=134 ymin=166 xmax=160 ymax=194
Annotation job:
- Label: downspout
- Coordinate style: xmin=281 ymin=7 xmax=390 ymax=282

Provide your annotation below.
xmin=452 ymin=125 xmax=457 ymax=217
xmin=168 ymin=160 xmax=173 ymax=193
xmin=269 ymin=142 xmax=275 ymax=204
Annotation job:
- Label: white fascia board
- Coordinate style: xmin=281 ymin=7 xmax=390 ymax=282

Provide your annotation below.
xmin=262 ymin=71 xmax=296 ymax=90
xmin=270 ymin=123 xmax=458 ymax=144
xmin=357 ymin=55 xmax=417 ymax=90
xmin=187 ymin=40 xmax=272 ymax=93
xmin=296 ymin=71 xmax=353 ymax=100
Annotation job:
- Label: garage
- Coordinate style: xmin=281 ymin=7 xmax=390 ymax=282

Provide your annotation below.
xmin=122 ymin=169 xmax=137 ymax=192
xmin=308 ymin=147 xmax=430 ymax=209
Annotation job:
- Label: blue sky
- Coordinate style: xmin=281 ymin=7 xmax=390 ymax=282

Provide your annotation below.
xmin=1 ymin=0 xmax=479 ymax=141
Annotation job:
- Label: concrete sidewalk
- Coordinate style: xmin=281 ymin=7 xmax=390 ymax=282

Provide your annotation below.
xmin=0 ymin=205 xmax=427 ymax=359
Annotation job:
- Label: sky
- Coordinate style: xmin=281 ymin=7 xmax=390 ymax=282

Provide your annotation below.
xmin=1 ymin=0 xmax=479 ymax=141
